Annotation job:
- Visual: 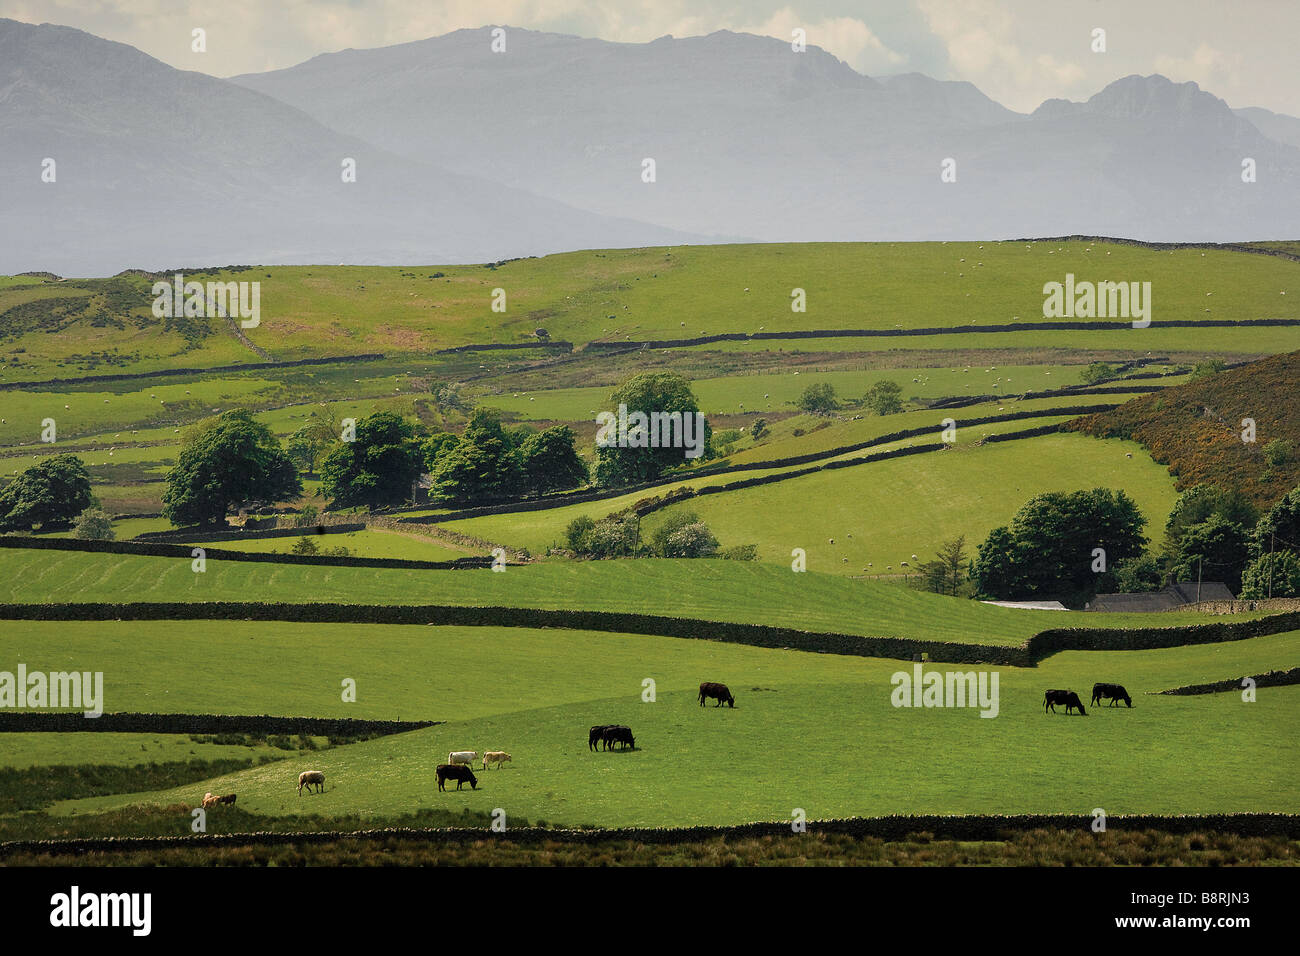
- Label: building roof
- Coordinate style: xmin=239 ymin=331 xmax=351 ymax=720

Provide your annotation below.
xmin=1086 ymin=581 xmax=1235 ymax=612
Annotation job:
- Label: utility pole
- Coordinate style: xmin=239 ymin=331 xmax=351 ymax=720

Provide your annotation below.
xmin=1197 ymin=557 xmax=1203 ymax=604
xmin=1268 ymin=532 xmax=1276 ymax=600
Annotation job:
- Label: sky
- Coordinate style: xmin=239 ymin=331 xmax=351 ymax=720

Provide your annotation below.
xmin=2 ymin=0 xmax=1296 ymax=116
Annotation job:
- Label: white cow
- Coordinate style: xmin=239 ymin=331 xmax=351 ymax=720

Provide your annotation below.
xmin=482 ymin=751 xmax=512 ymax=770
xmin=447 ymin=751 xmax=478 ymax=768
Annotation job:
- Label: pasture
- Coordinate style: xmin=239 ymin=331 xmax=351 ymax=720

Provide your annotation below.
xmin=22 ymin=621 xmax=1297 ymax=826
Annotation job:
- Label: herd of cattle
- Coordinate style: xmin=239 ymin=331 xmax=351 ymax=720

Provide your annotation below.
xmin=210 ymin=678 xmax=1135 ymax=805
xmin=1045 ymin=683 xmax=1133 ymax=715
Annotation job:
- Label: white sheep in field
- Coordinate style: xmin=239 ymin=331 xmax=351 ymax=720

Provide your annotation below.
xmin=298 ymin=770 xmax=325 ymax=796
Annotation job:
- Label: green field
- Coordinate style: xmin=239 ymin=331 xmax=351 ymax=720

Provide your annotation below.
xmin=2 ymin=239 xmax=1297 ymax=859
xmin=23 ymin=621 xmax=1296 ymax=826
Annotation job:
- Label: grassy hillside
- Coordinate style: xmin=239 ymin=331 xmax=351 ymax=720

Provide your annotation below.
xmin=1067 ymin=350 xmax=1300 ymax=507
xmin=3 ymin=240 xmax=1296 ymax=378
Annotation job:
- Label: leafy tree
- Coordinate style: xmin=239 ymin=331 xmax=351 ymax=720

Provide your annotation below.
xmin=863 ymin=380 xmax=904 ymax=416
xmin=648 ymin=510 xmax=702 ymax=556
xmin=1251 ymin=484 xmax=1300 ymax=558
xmin=421 ymin=432 xmax=460 ymax=472
xmin=796 ymin=382 xmax=839 ymax=415
xmin=1164 ymin=484 xmax=1258 ymax=555
xmin=1080 ymin=362 xmax=1117 ymax=385
xmin=71 ymin=506 xmax=115 ymax=541
xmin=1106 ymin=553 xmax=1165 ymax=593
xmin=1240 ymin=551 xmax=1300 ymax=599
xmin=593 ymin=372 xmax=711 ymax=487
xmin=662 ymin=521 xmax=719 ymax=558
xmin=163 ymin=410 xmax=302 ymax=528
xmin=750 ymin=418 xmax=769 ymax=441
xmin=972 ymin=488 xmax=1147 ymax=600
xmin=287 ymin=420 xmax=336 ymax=478
xmin=582 ymin=514 xmax=641 ymax=558
xmin=291 ymin=536 xmax=319 ymax=555
xmin=1189 ymin=359 xmax=1227 ymax=379
xmin=565 ymin=515 xmax=596 ymax=553
xmin=429 ymin=408 xmax=523 ymax=505
xmin=319 ymin=411 xmax=423 ymax=511
xmin=0 ymin=455 xmax=96 ymax=531
xmin=934 ymin=535 xmax=968 ymax=595
xmin=1169 ymin=514 xmax=1251 ymax=594
xmin=519 ymin=425 xmax=587 ymax=496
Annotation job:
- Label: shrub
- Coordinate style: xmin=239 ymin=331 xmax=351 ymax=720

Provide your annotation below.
xmin=71 ymin=507 xmax=115 ymax=541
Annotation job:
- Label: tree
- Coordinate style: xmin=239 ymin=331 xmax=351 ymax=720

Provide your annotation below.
xmin=796 ymin=382 xmax=839 ymax=415
xmin=1169 ymin=514 xmax=1251 ymax=594
xmin=565 ymin=515 xmax=596 ymax=553
xmin=319 ymin=411 xmax=423 ymax=511
xmin=1240 ymin=551 xmax=1300 ymax=599
xmin=287 ymin=420 xmax=335 ymax=478
xmin=429 ymin=408 xmax=523 ymax=505
xmin=0 ymin=455 xmax=96 ymax=531
xmin=1080 ymin=362 xmax=1117 ymax=385
xmin=648 ymin=510 xmax=702 ymax=556
xmin=863 ymin=380 xmax=904 ymax=415
xmin=934 ymin=535 xmax=968 ymax=595
xmin=163 ymin=410 xmax=302 ymax=528
xmin=1189 ymin=359 xmax=1227 ymax=380
xmin=750 ymin=418 xmax=769 ymax=441
xmin=972 ymin=488 xmax=1148 ymax=600
xmin=1251 ymin=485 xmax=1300 ymax=559
xmin=1106 ymin=553 xmax=1166 ymax=593
xmin=593 ymin=372 xmax=711 ymax=487
xmin=71 ymin=506 xmax=115 ymax=541
xmin=1164 ymin=484 xmax=1258 ymax=555
xmin=662 ymin=521 xmax=719 ymax=558
xmin=421 ymin=432 xmax=459 ymax=472
xmin=519 ymin=425 xmax=588 ymax=496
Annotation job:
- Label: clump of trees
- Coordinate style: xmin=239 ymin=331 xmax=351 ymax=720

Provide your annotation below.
xmin=971 ymin=488 xmax=1147 ymax=602
xmin=972 ymin=480 xmax=1300 ymax=603
xmin=794 ymin=379 xmax=904 ymax=419
xmin=593 ymin=372 xmax=712 ymax=487
xmin=564 ymin=509 xmax=723 ymax=559
xmin=426 ymin=409 xmax=587 ymax=505
xmin=913 ymin=535 xmax=970 ymax=596
xmin=163 ymin=410 xmax=302 ymax=528
xmin=0 ymin=455 xmax=96 ymax=532
xmin=72 ymin=507 xmax=115 ymax=540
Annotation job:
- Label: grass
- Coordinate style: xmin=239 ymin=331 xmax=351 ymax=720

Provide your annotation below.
xmin=30 ymin=623 xmax=1297 ymax=826
xmin=3 ymin=241 xmax=1296 ymax=379
xmin=0 ymin=553 xmax=1253 ymax=647
xmin=187 ymin=528 xmax=478 ymax=561
xmin=448 ymin=431 xmax=1180 ymax=569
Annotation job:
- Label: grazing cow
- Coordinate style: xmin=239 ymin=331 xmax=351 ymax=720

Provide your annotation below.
xmin=603 ymin=725 xmax=635 ymax=751
xmin=1044 ymin=689 xmax=1087 ymax=716
xmin=482 ymin=751 xmax=512 ymax=770
xmin=298 ymin=770 xmax=326 ymax=795
xmin=589 ymin=725 xmax=614 ymax=752
xmin=201 ymin=792 xmax=219 ymax=809
xmin=447 ymin=751 xmax=478 ymax=768
xmin=436 ymin=763 xmax=478 ymax=791
xmin=217 ymin=793 xmax=237 ymax=805
xmin=1091 ymin=683 xmax=1133 ymax=708
xmin=699 ymin=682 xmax=735 ymax=708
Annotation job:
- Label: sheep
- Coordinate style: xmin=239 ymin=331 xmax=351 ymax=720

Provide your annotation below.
xmin=298 ymin=770 xmax=325 ymax=796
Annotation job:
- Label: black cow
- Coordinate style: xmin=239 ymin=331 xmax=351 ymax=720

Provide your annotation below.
xmin=1091 ymin=683 xmax=1132 ymax=708
xmin=589 ymin=725 xmax=615 ymax=752
xmin=699 ymin=682 xmax=735 ymax=708
xmin=1044 ymin=689 xmax=1087 ymax=715
xmin=602 ymin=726 xmax=635 ymax=751
xmin=436 ymin=763 xmax=479 ymax=791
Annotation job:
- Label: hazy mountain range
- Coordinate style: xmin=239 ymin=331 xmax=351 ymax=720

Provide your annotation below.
xmin=3 ymin=18 xmax=1298 ymax=276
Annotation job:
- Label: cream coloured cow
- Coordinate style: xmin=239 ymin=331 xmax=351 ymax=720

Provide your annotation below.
xmin=447 ymin=751 xmax=478 ymax=768
xmin=482 ymin=751 xmax=512 ymax=770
